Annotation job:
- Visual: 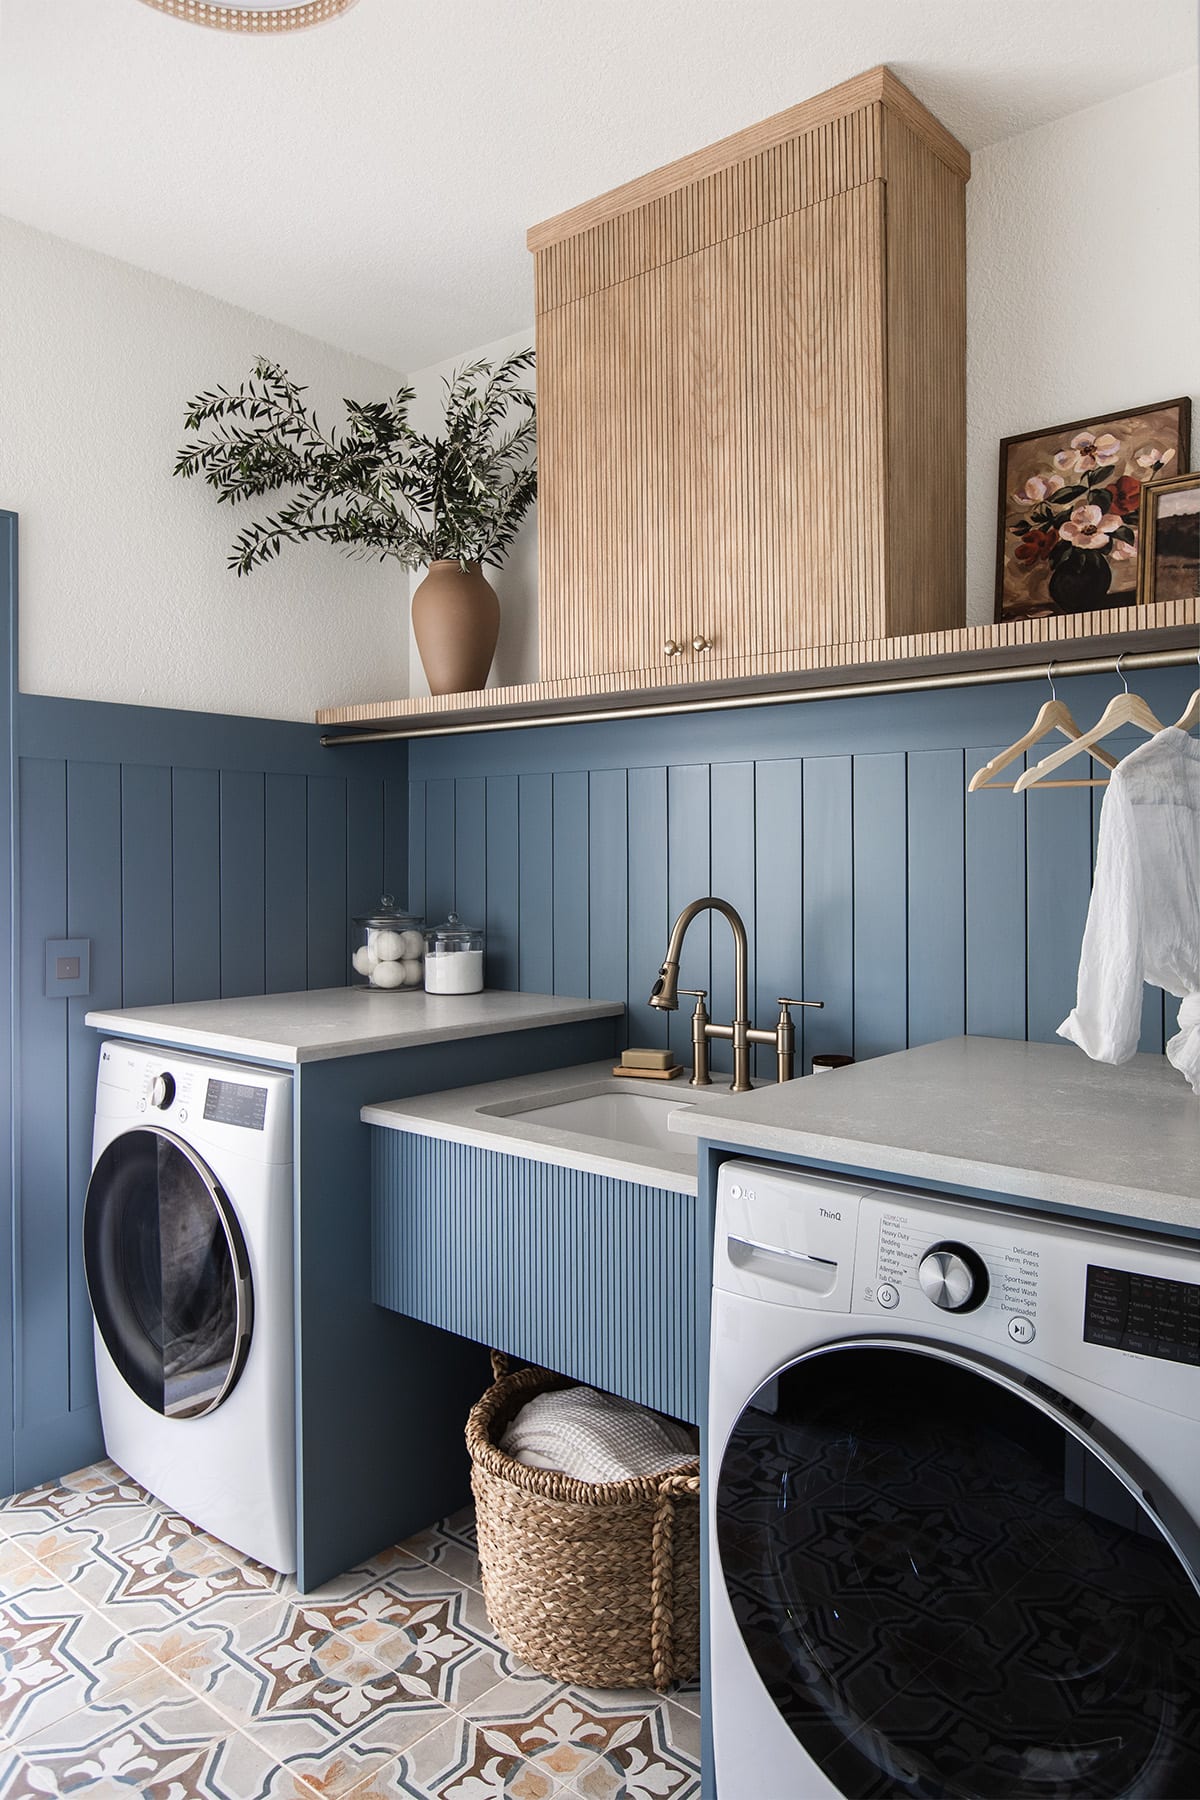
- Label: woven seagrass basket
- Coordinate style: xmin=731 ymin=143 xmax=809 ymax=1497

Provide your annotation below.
xmin=465 ymin=1355 xmax=701 ymax=1692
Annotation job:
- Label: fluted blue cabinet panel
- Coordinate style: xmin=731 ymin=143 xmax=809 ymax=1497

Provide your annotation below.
xmin=373 ymin=1133 xmax=698 ymax=1423
xmin=408 ymin=667 xmax=1193 ymax=1075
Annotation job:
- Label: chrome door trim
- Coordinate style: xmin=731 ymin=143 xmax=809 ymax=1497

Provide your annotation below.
xmin=83 ymin=1125 xmax=254 ymax=1421
xmin=722 ymin=1333 xmax=1200 ymax=1596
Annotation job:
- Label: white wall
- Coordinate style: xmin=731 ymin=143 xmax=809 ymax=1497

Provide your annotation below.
xmin=966 ymin=68 xmax=1200 ymax=621
xmin=0 ymin=217 xmax=410 ymax=721
xmin=414 ymin=69 xmax=1200 ymax=669
xmin=402 ymin=329 xmax=539 ymax=698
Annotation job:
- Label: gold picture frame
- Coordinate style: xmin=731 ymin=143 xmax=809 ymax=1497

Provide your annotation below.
xmin=1136 ymin=470 xmax=1200 ymax=608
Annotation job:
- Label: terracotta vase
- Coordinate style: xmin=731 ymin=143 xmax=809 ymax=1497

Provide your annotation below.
xmin=410 ymin=560 xmax=500 ymax=696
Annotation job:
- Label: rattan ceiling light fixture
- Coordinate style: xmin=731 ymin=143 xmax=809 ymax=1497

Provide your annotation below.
xmin=135 ymin=0 xmax=359 ymax=32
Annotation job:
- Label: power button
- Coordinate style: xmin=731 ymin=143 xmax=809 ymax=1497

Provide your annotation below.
xmin=1008 ymin=1316 xmax=1036 ymax=1344
xmin=876 ymin=1283 xmax=900 ymax=1310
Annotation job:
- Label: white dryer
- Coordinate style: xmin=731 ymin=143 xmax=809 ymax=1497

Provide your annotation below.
xmin=708 ymin=1160 xmax=1200 ymax=1799
xmin=85 ymin=1040 xmax=295 ymax=1573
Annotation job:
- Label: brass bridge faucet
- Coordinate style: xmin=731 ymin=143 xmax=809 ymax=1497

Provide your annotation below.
xmin=648 ymin=896 xmax=822 ymax=1092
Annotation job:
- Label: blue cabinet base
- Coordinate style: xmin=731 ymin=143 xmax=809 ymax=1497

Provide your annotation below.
xmin=373 ymin=1134 xmax=697 ymax=1425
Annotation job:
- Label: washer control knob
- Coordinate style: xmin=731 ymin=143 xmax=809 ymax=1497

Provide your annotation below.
xmin=917 ymin=1242 xmax=988 ymax=1313
xmin=150 ymin=1072 xmax=176 ymax=1110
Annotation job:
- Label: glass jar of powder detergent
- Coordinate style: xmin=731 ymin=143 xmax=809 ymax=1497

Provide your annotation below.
xmin=424 ymin=913 xmax=485 ymax=994
xmin=350 ymin=895 xmax=425 ymax=990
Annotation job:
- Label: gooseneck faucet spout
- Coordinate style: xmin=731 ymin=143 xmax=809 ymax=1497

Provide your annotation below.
xmin=649 ymin=897 xmax=754 ymax=1091
xmin=649 ymin=896 xmax=823 ymax=1092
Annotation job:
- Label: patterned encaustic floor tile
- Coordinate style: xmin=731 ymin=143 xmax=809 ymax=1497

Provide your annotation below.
xmin=0 ymin=1462 xmax=698 ymax=1799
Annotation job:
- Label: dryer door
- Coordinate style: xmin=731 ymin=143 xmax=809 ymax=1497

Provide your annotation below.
xmin=84 ymin=1128 xmax=253 ymax=1421
xmin=717 ymin=1340 xmax=1200 ymax=1800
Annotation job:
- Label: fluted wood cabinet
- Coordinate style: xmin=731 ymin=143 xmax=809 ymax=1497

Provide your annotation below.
xmin=529 ymin=67 xmax=970 ymax=685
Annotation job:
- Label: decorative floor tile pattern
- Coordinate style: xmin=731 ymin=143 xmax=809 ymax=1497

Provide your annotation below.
xmin=0 ymin=1463 xmax=699 ymax=1799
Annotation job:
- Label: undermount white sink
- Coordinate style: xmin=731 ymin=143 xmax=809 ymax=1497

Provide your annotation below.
xmin=495 ymin=1088 xmax=695 ymax=1156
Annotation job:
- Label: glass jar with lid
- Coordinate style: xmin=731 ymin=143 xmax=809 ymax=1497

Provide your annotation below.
xmin=350 ymin=895 xmax=425 ymax=990
xmin=424 ymin=913 xmax=485 ymax=994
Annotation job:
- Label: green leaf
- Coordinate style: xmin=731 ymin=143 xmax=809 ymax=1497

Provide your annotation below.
xmin=1087 ymin=464 xmax=1116 ymax=487
xmin=1051 ymin=484 xmax=1088 ymax=505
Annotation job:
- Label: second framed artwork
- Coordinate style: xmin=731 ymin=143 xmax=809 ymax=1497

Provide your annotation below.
xmin=995 ymin=396 xmax=1191 ymax=622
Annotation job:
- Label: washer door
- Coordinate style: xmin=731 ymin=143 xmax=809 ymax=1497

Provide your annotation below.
xmin=84 ymin=1128 xmax=253 ymax=1421
xmin=717 ymin=1340 xmax=1200 ymax=1800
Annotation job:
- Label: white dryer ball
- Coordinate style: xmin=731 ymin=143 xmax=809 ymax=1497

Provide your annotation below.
xmin=400 ymin=959 xmax=424 ymax=986
xmin=352 ymin=945 xmax=376 ymax=977
xmin=397 ymin=929 xmax=425 ymax=959
xmin=371 ymin=929 xmax=405 ymax=962
xmin=370 ymin=960 xmax=406 ymax=988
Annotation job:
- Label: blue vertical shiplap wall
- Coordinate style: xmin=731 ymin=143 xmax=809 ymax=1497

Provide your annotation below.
xmin=10 ymin=640 xmax=408 ymax=1493
xmin=408 ymin=665 xmax=1195 ymax=1077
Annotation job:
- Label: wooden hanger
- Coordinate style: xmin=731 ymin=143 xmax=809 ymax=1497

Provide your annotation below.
xmin=968 ymin=665 xmax=1117 ymax=792
xmin=1014 ymin=658 xmax=1165 ymax=793
xmin=1170 ymin=649 xmax=1200 ymax=732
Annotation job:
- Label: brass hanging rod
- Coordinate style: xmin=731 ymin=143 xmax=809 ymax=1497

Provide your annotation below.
xmin=319 ymin=644 xmax=1198 ymax=746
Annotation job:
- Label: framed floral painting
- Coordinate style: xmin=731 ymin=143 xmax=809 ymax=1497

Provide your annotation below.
xmin=994 ymin=397 xmax=1192 ymax=622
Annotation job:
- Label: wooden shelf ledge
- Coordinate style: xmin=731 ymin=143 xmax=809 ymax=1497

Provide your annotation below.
xmin=318 ymin=601 xmax=1199 ymax=743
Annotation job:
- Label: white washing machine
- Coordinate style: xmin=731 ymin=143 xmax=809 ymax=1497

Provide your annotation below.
xmin=85 ymin=1040 xmax=296 ymax=1573
xmin=708 ymin=1160 xmax=1200 ymax=1799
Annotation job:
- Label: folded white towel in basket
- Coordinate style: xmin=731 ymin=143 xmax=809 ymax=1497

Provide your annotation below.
xmin=500 ymin=1385 xmax=698 ymax=1484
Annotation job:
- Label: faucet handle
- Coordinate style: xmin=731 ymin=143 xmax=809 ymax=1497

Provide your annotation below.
xmin=778 ymin=996 xmax=823 ymax=1010
xmin=679 ymin=987 xmax=708 ymax=1005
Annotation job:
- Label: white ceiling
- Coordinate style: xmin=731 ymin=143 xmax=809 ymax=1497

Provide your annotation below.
xmin=1 ymin=0 xmax=1196 ymax=371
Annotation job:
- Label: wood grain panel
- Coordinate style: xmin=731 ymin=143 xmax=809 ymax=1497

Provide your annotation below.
xmin=530 ymin=69 xmax=970 ymax=698
xmin=883 ymin=109 xmax=967 ymax=636
xmin=528 ymin=65 xmax=967 ymax=254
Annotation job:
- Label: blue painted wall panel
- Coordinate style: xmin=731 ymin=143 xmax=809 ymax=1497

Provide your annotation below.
xmin=485 ymin=775 xmax=519 ymax=990
xmin=171 ymin=767 xmax=222 ymax=1003
xmin=626 ymin=766 xmax=669 ymax=1052
xmin=220 ymin=770 xmax=266 ymax=998
xmin=517 ymin=772 xmax=554 ymax=994
xmin=8 ymin=651 xmax=407 ymax=1494
xmin=552 ymin=770 xmax=589 ymax=996
xmin=265 ymin=772 xmax=308 ymax=995
xmin=907 ymin=750 xmax=966 ymax=1047
xmin=453 ymin=777 xmax=487 ymax=936
xmin=408 ymin=666 xmax=1191 ymax=1081
xmin=120 ymin=764 xmax=173 ymax=1009
xmin=851 ymin=752 xmax=908 ymax=1061
xmin=802 ymin=757 xmax=854 ymax=1066
xmin=66 ymin=761 xmax=122 ymax=1411
xmin=666 ymin=766 xmax=711 ymax=1067
xmin=307 ymin=777 xmax=348 ymax=990
xmin=754 ymin=759 xmax=804 ymax=1073
xmin=587 ymin=769 xmax=628 ymax=1024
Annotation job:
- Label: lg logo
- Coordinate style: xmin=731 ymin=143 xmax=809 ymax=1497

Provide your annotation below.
xmin=819 ymin=1207 xmax=842 ymax=1221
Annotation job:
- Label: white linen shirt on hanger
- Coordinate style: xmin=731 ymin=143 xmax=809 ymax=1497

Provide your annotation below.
xmin=1059 ymin=728 xmax=1200 ymax=1094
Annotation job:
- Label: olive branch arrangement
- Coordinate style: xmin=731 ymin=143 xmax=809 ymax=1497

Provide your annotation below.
xmin=174 ymin=347 xmax=536 ymax=575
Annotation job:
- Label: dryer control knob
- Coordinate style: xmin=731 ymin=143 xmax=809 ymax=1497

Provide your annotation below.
xmin=918 ymin=1243 xmax=988 ymax=1313
xmin=150 ymin=1072 xmax=176 ymax=1110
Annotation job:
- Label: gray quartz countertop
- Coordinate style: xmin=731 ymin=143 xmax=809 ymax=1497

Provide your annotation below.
xmin=86 ymin=988 xmax=624 ymax=1066
xmin=668 ymin=1036 xmax=1200 ymax=1235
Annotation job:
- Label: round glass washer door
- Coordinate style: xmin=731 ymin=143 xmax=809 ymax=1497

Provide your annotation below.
xmin=717 ymin=1341 xmax=1200 ymax=1800
xmin=83 ymin=1128 xmax=253 ymax=1421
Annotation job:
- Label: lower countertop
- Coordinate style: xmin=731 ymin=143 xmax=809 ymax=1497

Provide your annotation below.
xmin=85 ymin=987 xmax=625 ymax=1066
xmin=669 ymin=1036 xmax=1200 ymax=1237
